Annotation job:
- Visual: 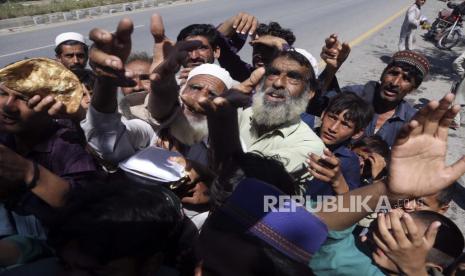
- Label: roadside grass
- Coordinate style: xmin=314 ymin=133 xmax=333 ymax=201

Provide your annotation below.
xmin=0 ymin=0 xmax=130 ymax=19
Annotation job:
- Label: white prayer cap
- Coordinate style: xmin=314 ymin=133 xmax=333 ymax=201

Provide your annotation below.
xmin=55 ymin=32 xmax=86 ymax=47
xmin=187 ymin=63 xmax=234 ymax=89
xmin=295 ymin=48 xmax=319 ymax=76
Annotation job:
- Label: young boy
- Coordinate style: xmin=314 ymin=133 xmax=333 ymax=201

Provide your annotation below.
xmin=306 ymin=92 xmax=373 ymax=197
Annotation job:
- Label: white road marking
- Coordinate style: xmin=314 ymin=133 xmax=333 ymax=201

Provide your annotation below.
xmin=0 ymin=24 xmax=145 ymax=58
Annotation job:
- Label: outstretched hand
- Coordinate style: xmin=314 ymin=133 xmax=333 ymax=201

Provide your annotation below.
xmin=88 ymin=18 xmax=134 ymax=86
xmin=150 ymin=13 xmax=175 ymax=72
xmin=388 ymin=93 xmax=465 ymax=198
xmin=320 ymin=34 xmax=350 ymax=71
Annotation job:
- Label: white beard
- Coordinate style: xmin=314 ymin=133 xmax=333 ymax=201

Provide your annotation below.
xmin=169 ymin=109 xmax=208 ymax=146
xmin=251 ymin=83 xmax=309 ymax=131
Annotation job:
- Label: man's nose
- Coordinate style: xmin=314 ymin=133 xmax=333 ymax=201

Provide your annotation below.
xmin=391 ymin=75 xmax=402 ymax=86
xmin=328 ymin=121 xmax=340 ymax=132
xmin=189 ymin=49 xmax=200 ymax=59
xmin=3 ymin=95 xmax=19 ymax=112
xmin=272 ymin=74 xmax=286 ymax=89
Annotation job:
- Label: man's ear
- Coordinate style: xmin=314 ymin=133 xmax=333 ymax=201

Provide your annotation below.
xmin=351 ymin=129 xmax=365 ymax=140
xmin=307 ymin=89 xmax=316 ymax=102
xmin=438 ymin=203 xmax=450 ymax=214
xmin=213 ymin=46 xmax=221 ymax=59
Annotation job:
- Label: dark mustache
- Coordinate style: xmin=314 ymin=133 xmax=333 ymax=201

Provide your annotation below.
xmin=384 ymin=84 xmax=400 ymax=93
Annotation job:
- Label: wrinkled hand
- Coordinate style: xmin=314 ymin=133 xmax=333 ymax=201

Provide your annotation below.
xmin=320 ymin=34 xmax=351 ymax=71
xmin=0 ymin=145 xmax=34 ymax=197
xmin=88 ymin=18 xmax=134 ymax=86
xmin=27 ymin=95 xmax=66 ymax=116
xmin=217 ymin=12 xmax=258 ymax=37
xmin=307 ymin=148 xmax=349 ymax=194
xmin=232 ymin=67 xmax=265 ymax=94
xmin=388 ymin=93 xmax=465 ymax=198
xmin=372 ymin=211 xmax=437 ymax=275
xmin=150 ymin=13 xmax=175 ymax=73
xmin=250 ymin=35 xmax=288 ymax=50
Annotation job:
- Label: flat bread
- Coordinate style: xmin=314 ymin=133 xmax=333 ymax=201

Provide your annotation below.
xmin=0 ymin=58 xmax=83 ymax=113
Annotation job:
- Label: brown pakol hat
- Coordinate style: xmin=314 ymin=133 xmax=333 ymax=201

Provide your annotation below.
xmin=0 ymin=58 xmax=83 ymax=113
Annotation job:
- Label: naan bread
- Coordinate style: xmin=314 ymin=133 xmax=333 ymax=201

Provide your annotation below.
xmin=0 ymin=58 xmax=83 ymax=113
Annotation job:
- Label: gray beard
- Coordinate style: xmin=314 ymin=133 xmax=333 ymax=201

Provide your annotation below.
xmin=250 ymin=84 xmax=308 ymax=136
xmin=169 ymin=110 xmax=208 ymax=146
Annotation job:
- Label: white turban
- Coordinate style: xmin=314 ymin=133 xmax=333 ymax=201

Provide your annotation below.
xmin=187 ymin=64 xmax=234 ymax=89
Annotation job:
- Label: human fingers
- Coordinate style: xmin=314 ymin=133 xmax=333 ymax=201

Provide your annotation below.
xmin=389 ymin=211 xmax=411 ymax=248
xmin=114 ymin=17 xmax=133 ymax=63
xmin=48 ymin=101 xmax=65 ymax=116
xmin=402 ymin=213 xmax=422 ymax=247
xmin=31 ymin=95 xmax=55 ymax=113
xmin=424 ymin=220 xmax=441 ymax=248
xmin=150 ymin=13 xmax=166 ymax=43
xmin=377 ymin=212 xmax=399 ymax=250
xmin=249 ymin=16 xmax=258 ymax=36
xmin=423 ymin=93 xmax=455 ymax=135
xmin=27 ymin=95 xmax=42 ymax=109
xmin=438 ymin=104 xmax=460 ymax=140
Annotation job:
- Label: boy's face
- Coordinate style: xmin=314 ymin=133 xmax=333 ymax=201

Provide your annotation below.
xmin=320 ymin=110 xmax=358 ymax=146
xmin=402 ymin=193 xmax=449 ymax=214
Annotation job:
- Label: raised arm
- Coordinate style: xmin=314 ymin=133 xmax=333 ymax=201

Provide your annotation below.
xmin=88 ymin=18 xmax=134 ymax=114
xmin=319 ymin=34 xmax=351 ymax=93
xmin=316 ymin=93 xmax=465 ymax=230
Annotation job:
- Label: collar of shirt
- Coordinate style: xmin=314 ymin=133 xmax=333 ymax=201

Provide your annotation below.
xmin=251 ymin=117 xmax=302 ymax=144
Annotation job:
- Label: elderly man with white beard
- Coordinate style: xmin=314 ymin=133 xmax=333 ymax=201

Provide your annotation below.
xmin=239 ymin=51 xmax=324 ymax=177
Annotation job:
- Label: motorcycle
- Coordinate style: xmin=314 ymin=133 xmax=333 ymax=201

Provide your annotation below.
xmin=424 ymin=2 xmax=465 ymax=50
xmin=437 ymin=15 xmax=463 ymax=49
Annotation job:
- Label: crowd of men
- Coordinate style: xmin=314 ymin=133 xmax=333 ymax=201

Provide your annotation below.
xmin=0 ymin=7 xmax=464 ymax=276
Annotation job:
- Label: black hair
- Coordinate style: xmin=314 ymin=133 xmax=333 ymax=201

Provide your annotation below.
xmin=54 ymin=40 xmax=88 ymax=56
xmin=381 ymin=61 xmax=424 ymax=88
xmin=436 ymin=182 xmax=458 ymax=207
xmin=269 ymin=50 xmax=318 ymax=90
xmin=126 ymin=51 xmax=152 ymax=65
xmin=79 ymin=69 xmax=95 ymax=90
xmin=411 ymin=210 xmax=465 ymax=269
xmin=350 ymin=135 xmax=390 ymax=161
xmin=256 ymin=22 xmax=296 ymax=46
xmin=177 ymin=24 xmax=219 ymax=48
xmin=324 ymin=92 xmax=374 ymax=133
xmin=48 ymin=180 xmax=184 ymax=265
xmin=210 ymin=152 xmax=297 ymax=208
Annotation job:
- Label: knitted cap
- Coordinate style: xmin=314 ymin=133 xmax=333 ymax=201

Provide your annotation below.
xmin=392 ymin=50 xmax=430 ymax=78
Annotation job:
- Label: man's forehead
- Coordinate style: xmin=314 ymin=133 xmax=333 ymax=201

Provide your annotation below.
xmin=185 ymin=35 xmax=211 ymax=47
xmin=187 ymin=74 xmax=225 ymax=88
xmin=61 ymin=44 xmax=85 ymax=53
xmin=270 ymin=56 xmax=309 ymax=74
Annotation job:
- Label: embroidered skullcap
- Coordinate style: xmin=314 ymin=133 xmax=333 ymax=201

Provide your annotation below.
xmin=218 ymin=177 xmax=328 ymax=264
xmin=392 ymin=50 xmax=430 ymax=78
xmin=187 ymin=63 xmax=234 ymax=89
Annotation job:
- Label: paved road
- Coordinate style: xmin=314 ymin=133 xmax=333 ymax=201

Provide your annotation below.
xmin=0 ymin=0 xmax=409 ymax=67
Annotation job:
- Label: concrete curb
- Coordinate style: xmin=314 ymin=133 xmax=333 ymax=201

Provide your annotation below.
xmin=0 ymin=0 xmax=174 ymax=30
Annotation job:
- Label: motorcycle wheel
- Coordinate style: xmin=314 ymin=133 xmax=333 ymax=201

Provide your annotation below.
xmin=437 ymin=29 xmax=462 ymax=50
